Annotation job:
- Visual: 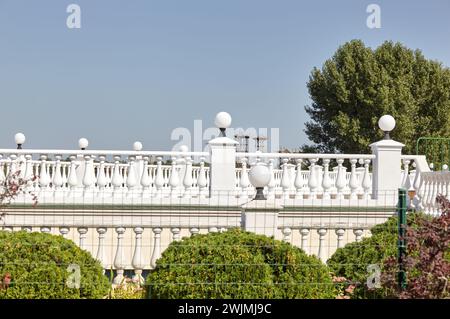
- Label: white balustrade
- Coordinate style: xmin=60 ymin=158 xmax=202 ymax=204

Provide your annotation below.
xmin=132 ymin=227 xmax=144 ymax=284
xmin=317 ymin=228 xmax=327 ymax=262
xmin=336 ymin=229 xmax=345 ymax=249
xmin=354 ymin=229 xmax=364 ymax=242
xmin=113 ymin=227 xmax=126 ymax=285
xmin=282 ymin=227 xmax=292 ymax=242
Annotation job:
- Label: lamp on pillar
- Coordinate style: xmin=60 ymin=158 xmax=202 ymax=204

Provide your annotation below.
xmin=214 ymin=112 xmax=232 ymax=137
xmin=378 ymin=115 xmax=396 ymax=140
xmin=248 ymin=163 xmax=271 ymax=200
xmin=78 ymin=138 xmax=89 ymax=151
xmin=133 ymin=141 xmax=143 ymax=151
xmin=14 ymin=133 xmax=26 ymax=149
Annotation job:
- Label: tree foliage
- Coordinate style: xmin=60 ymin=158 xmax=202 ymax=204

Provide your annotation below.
xmin=0 ymin=231 xmax=110 ymax=299
xmin=305 ymin=40 xmax=450 ymax=154
xmin=146 ymin=229 xmax=336 ymax=299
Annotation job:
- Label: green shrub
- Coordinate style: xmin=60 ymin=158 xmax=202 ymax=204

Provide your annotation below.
xmin=146 ymin=228 xmax=336 ymax=299
xmin=327 ymin=213 xmax=425 ymax=298
xmin=0 ymin=231 xmax=110 ymax=299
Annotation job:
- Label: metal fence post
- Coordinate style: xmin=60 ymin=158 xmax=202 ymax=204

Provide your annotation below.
xmin=398 ymin=188 xmax=407 ymax=291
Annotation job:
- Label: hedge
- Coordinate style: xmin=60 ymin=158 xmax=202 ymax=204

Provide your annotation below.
xmin=0 ymin=231 xmax=110 ymax=299
xmin=146 ymin=228 xmax=337 ymax=299
xmin=327 ymin=213 xmax=425 ymax=298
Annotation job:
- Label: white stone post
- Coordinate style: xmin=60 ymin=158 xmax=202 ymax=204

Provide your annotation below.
xmin=370 ymin=116 xmax=404 ymax=200
xmin=208 ymin=137 xmax=238 ymax=197
xmin=370 ymin=139 xmax=405 ymax=200
xmin=241 ymin=201 xmax=280 ymax=237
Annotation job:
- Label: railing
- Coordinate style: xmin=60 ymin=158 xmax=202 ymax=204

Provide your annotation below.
xmin=0 ymin=138 xmax=443 ymax=281
xmin=235 ymin=152 xmax=375 ymax=200
xmin=416 ymin=171 xmax=450 ymax=215
xmin=0 ymin=149 xmax=210 ymax=203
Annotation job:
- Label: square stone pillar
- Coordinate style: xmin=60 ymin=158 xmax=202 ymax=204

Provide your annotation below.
xmin=241 ymin=200 xmax=282 ymax=237
xmin=370 ymin=139 xmax=405 ymax=200
xmin=208 ymin=137 xmax=239 ymax=197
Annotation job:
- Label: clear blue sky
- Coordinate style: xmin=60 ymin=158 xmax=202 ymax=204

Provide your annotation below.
xmin=1 ymin=0 xmax=450 ymax=151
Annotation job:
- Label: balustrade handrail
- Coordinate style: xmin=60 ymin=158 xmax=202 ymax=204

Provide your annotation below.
xmin=0 ymin=149 xmax=209 ymax=158
xmin=235 ymin=152 xmax=375 ymax=159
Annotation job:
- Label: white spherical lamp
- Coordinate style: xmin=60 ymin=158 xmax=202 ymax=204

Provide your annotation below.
xmin=133 ymin=141 xmax=143 ymax=151
xmin=78 ymin=138 xmax=89 ymax=150
xmin=248 ymin=163 xmax=271 ymax=200
xmin=179 ymin=145 xmax=189 ymax=152
xmin=214 ymin=112 xmax=232 ymax=137
xmin=378 ymin=115 xmax=396 ymax=140
xmin=14 ymin=133 xmax=26 ymax=149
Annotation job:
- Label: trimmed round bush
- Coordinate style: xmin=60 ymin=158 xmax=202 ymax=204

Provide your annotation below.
xmin=327 ymin=213 xmax=424 ymax=298
xmin=146 ymin=229 xmax=336 ymax=299
xmin=0 ymin=231 xmax=110 ymax=299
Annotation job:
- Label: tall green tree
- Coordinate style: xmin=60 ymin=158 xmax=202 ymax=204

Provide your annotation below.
xmin=305 ymin=40 xmax=450 ymax=154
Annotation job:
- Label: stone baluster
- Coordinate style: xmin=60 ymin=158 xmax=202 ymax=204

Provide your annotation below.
xmin=113 ymin=227 xmax=126 ymax=285
xmin=190 ymin=227 xmax=200 ymax=236
xmin=140 ymin=156 xmax=151 ymax=197
xmin=77 ymin=227 xmax=88 ymax=250
xmin=8 ymin=154 xmax=17 ymax=176
xmin=444 ymin=172 xmax=450 ymax=198
xmin=307 ymin=158 xmax=319 ymax=199
xmin=349 ymin=158 xmax=359 ymax=199
xmin=40 ymin=226 xmax=51 ymax=234
xmin=83 ymin=155 xmax=95 ymax=195
xmin=67 ymin=155 xmax=79 ymax=194
xmin=169 ymin=157 xmax=180 ymax=198
xmin=239 ymin=158 xmax=250 ymax=198
xmin=52 ymin=155 xmax=63 ymax=193
xmin=96 ymin=156 xmax=107 ymax=193
xmin=418 ymin=174 xmax=428 ymax=212
xmin=280 ymin=158 xmax=291 ymax=199
xmin=402 ymin=159 xmax=411 ymax=190
xmin=353 ymin=229 xmax=364 ymax=242
xmin=171 ymin=228 xmax=181 ymax=242
xmin=154 ymin=157 xmax=165 ymax=197
xmin=317 ymin=228 xmax=327 ymax=262
xmin=322 ymin=159 xmax=332 ymax=199
xmin=294 ymin=159 xmax=304 ymax=199
xmin=336 ymin=229 xmax=345 ymax=249
xmin=39 ymin=155 xmax=50 ymax=190
xmin=300 ymin=228 xmax=310 ymax=254
xmin=60 ymin=227 xmax=70 ymax=238
xmin=24 ymin=154 xmax=34 ymax=181
xmin=0 ymin=156 xmax=5 ymax=184
xmin=126 ymin=156 xmax=138 ymax=196
xmin=112 ymin=156 xmax=123 ymax=195
xmin=335 ymin=159 xmax=346 ymax=199
xmin=22 ymin=226 xmax=32 ymax=232
xmin=183 ymin=157 xmax=193 ymax=198
xmin=96 ymin=228 xmax=107 ymax=267
xmin=282 ymin=227 xmax=292 ymax=242
xmin=267 ymin=159 xmax=276 ymax=199
xmin=361 ymin=159 xmax=372 ymax=199
xmin=197 ymin=157 xmax=208 ymax=196
xmin=425 ymin=174 xmax=435 ymax=213
xmin=150 ymin=228 xmax=162 ymax=268
xmin=132 ymin=227 xmax=145 ymax=284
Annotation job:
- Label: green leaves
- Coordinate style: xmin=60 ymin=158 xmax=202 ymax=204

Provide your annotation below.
xmin=305 ymin=40 xmax=450 ymax=154
xmin=0 ymin=231 xmax=109 ymax=299
xmin=146 ymin=229 xmax=336 ymax=299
